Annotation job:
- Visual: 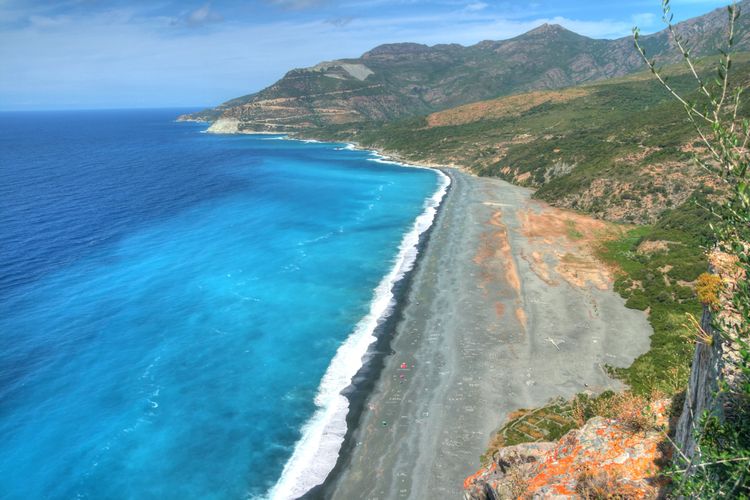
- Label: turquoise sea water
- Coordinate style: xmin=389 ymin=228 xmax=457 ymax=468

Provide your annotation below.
xmin=0 ymin=110 xmax=442 ymax=499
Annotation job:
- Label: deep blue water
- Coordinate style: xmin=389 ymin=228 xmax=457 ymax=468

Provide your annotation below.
xmin=0 ymin=110 xmax=439 ymax=499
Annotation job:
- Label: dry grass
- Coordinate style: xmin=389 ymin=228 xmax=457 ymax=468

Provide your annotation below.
xmin=575 ymin=467 xmax=627 ymax=500
xmin=426 ymin=88 xmax=591 ymax=127
xmin=572 ymin=392 xmax=660 ymax=433
xmin=683 ymin=312 xmax=713 ymax=346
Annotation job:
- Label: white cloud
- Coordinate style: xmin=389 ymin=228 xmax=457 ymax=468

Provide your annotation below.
xmin=28 ymin=14 xmax=70 ymax=29
xmin=187 ymin=4 xmax=223 ymax=25
xmin=267 ymin=0 xmax=328 ymax=10
xmin=171 ymin=3 xmax=223 ymax=28
xmin=325 ymin=16 xmax=355 ymax=27
xmin=632 ymin=12 xmax=657 ymax=28
xmin=465 ymin=2 xmax=488 ymax=12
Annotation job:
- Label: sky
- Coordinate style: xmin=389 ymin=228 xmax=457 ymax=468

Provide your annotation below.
xmin=0 ymin=0 xmax=736 ymax=110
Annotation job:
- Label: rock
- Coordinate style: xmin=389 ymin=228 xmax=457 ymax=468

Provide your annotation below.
xmin=206 ymin=118 xmax=240 ymax=134
xmin=464 ymin=443 xmax=556 ymax=500
xmin=465 ymin=401 xmax=671 ymax=499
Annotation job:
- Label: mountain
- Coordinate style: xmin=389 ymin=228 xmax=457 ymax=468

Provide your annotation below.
xmin=180 ymin=1 xmax=750 ymax=133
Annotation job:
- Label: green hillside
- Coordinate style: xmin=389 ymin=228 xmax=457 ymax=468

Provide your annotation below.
xmin=331 ymin=56 xmax=749 ymax=225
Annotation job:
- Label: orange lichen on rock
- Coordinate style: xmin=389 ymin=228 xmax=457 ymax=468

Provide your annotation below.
xmin=464 ymin=400 xmax=671 ymax=499
xmin=464 ymin=462 xmax=497 ymax=490
xmin=523 ymin=416 xmax=663 ymax=497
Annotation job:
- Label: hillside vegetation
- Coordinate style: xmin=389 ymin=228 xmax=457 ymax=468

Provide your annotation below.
xmin=333 ymin=57 xmax=749 ymax=225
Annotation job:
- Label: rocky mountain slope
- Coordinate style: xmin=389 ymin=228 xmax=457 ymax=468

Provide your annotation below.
xmin=181 ymin=1 xmax=750 ymax=133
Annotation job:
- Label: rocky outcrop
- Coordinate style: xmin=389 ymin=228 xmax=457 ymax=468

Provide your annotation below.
xmin=465 ymin=401 xmax=671 ymax=499
xmin=464 ymin=442 xmax=557 ymax=500
xmin=206 ymin=118 xmax=240 ymax=134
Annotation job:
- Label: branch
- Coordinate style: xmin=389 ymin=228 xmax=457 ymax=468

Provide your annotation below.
xmin=672 ymin=456 xmax=750 ymax=473
xmin=665 ymin=19 xmax=716 ymax=108
xmin=717 ymin=4 xmax=739 ymax=116
xmin=632 ymin=34 xmax=714 ymax=123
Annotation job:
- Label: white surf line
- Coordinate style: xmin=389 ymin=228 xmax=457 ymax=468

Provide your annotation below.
xmin=267 ymin=162 xmax=450 ymax=500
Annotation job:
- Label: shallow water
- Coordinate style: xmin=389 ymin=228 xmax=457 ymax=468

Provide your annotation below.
xmin=0 ymin=110 xmax=439 ymax=498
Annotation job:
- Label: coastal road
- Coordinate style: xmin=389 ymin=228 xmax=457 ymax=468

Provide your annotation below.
xmin=326 ymin=169 xmax=652 ymax=499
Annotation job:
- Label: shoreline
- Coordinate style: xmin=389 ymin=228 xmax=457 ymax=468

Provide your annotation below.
xmin=301 ymin=168 xmax=456 ymax=500
xmin=264 ymin=139 xmax=452 ymax=499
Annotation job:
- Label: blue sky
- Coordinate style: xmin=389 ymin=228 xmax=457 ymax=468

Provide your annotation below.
xmin=0 ymin=0 xmax=735 ymax=110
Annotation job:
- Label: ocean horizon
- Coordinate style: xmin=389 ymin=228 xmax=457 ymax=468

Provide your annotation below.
xmin=0 ymin=109 xmax=445 ymax=498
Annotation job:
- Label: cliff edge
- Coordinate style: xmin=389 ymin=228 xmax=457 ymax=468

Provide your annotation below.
xmin=464 ymin=400 xmax=672 ymax=499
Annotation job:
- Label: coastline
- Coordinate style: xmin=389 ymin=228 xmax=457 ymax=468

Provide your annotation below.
xmin=300 ymin=168 xmax=455 ymax=500
xmin=192 ymin=125 xmax=653 ymax=499
xmin=265 ymin=144 xmax=451 ymax=499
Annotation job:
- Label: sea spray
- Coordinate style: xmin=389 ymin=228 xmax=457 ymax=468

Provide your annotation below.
xmin=268 ymin=166 xmax=450 ymax=500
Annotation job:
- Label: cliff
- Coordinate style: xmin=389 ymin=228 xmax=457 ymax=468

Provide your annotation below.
xmin=674 ymin=250 xmax=747 ymax=466
xmin=464 ymin=400 xmax=672 ymax=499
xmin=350 ymin=59 xmax=743 ymax=225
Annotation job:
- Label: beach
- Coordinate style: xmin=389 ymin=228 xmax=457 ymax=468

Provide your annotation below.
xmin=321 ymin=168 xmax=653 ymax=499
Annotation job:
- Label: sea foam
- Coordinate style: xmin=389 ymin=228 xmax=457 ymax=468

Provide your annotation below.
xmin=267 ymin=163 xmax=450 ymax=500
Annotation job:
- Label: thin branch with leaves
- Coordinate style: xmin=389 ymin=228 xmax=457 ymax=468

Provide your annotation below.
xmin=634 ymin=0 xmax=750 ymax=496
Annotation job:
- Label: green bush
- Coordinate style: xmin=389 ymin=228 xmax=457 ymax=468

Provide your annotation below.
xmin=675 ymin=285 xmax=694 ymax=301
xmin=625 ymin=292 xmax=650 ymax=310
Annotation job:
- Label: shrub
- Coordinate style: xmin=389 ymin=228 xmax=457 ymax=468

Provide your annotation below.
xmin=675 ymin=285 xmax=694 ymax=301
xmin=635 ymin=0 xmax=750 ymax=495
xmin=625 ymin=292 xmax=649 ymax=310
xmin=695 ymin=272 xmax=722 ymax=311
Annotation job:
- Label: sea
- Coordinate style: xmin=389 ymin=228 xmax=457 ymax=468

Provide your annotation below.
xmin=0 ymin=109 xmax=447 ymax=499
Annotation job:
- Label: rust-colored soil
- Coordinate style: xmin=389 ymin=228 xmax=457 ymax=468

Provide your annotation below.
xmin=519 ymin=202 xmax=622 ymax=290
xmin=474 ymin=210 xmax=521 ymax=294
xmin=515 ymin=307 xmax=528 ymax=329
xmin=427 ymin=88 xmax=590 ymax=128
xmin=495 ymin=302 xmax=506 ymax=317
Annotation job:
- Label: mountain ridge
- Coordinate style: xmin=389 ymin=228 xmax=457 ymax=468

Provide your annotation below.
xmin=180 ymin=1 xmax=750 ymax=133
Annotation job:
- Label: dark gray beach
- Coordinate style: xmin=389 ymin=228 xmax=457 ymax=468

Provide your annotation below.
xmin=326 ymin=169 xmax=652 ymax=499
